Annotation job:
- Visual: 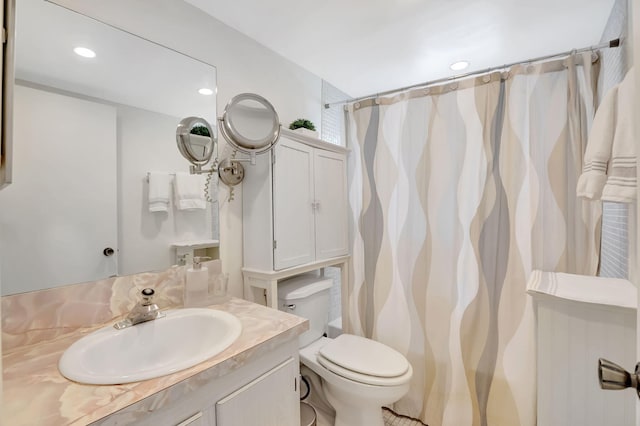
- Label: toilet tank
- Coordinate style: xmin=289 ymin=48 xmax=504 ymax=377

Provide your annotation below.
xmin=278 ymin=274 xmax=333 ymax=348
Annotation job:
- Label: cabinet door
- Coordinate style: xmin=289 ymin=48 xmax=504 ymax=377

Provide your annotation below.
xmin=314 ymin=149 xmax=349 ymax=260
xmin=216 ymin=357 xmax=299 ymax=426
xmin=273 ymin=138 xmax=315 ymax=270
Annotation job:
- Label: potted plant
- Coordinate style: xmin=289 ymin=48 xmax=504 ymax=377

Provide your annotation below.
xmin=289 ymin=119 xmax=318 ymax=138
xmin=188 ymin=125 xmax=212 ymax=158
xmin=190 ymin=125 xmax=211 ymax=137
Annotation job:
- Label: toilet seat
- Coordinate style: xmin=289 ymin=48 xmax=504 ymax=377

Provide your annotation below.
xmin=317 ymin=334 xmax=411 ymax=386
xmin=317 ymin=352 xmax=413 ymax=386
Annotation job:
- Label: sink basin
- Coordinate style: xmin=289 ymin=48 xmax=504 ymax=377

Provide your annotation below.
xmin=59 ymin=308 xmax=242 ymax=385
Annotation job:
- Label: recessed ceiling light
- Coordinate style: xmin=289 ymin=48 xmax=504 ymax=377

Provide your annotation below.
xmin=450 ymin=61 xmax=469 ymax=71
xmin=198 ymin=88 xmax=214 ymax=96
xmin=74 ymin=47 xmax=96 ymax=58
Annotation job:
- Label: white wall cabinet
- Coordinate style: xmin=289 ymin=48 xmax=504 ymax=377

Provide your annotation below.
xmin=272 ymin=138 xmax=348 ymax=270
xmin=242 ymin=129 xmax=350 ymax=308
xmin=244 ymin=130 xmax=349 ymax=272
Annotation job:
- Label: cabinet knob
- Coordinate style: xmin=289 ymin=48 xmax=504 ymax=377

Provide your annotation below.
xmin=103 ymin=247 xmax=115 ymax=257
xmin=598 ymin=358 xmax=640 ymax=398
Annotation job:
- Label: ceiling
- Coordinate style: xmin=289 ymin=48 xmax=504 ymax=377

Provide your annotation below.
xmin=185 ymin=0 xmax=616 ymax=98
xmin=17 ymin=0 xmax=217 ymax=120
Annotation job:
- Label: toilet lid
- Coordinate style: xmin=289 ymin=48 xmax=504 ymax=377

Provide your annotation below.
xmin=318 ymin=334 xmax=410 ymax=378
xmin=317 ymin=352 xmax=413 ymax=386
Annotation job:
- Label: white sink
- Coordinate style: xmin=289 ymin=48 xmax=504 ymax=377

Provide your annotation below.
xmin=59 ymin=308 xmax=242 ymax=385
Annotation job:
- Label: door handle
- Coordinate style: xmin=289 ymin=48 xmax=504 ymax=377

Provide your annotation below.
xmin=598 ymin=358 xmax=640 ymax=398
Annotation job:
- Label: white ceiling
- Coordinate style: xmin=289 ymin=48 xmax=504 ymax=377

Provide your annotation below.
xmin=16 ymin=0 xmax=217 ymax=121
xmin=185 ymin=0 xmax=616 ymax=98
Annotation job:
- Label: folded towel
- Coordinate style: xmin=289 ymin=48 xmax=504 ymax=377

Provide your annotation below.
xmin=526 ymin=270 xmax=636 ymax=309
xmin=148 ymin=172 xmax=172 ymax=212
xmin=577 ymin=68 xmax=636 ymax=202
xmin=174 ymin=172 xmax=206 ymax=210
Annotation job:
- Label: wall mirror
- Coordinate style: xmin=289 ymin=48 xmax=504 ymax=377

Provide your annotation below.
xmin=176 ymin=116 xmax=217 ymax=167
xmin=219 ymin=93 xmax=280 ymax=156
xmin=0 ymin=0 xmax=218 ymax=295
xmin=217 ymin=93 xmax=280 ymax=186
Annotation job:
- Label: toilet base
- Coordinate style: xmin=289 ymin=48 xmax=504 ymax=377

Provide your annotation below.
xmin=323 ymin=380 xmax=389 ymax=426
xmin=333 ymin=405 xmax=384 ymax=426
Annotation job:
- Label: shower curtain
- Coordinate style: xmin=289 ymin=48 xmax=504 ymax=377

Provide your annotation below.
xmin=346 ymin=53 xmax=601 ymax=425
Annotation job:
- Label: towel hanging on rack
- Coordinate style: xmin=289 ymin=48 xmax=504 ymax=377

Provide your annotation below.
xmin=577 ymin=68 xmax=636 ymax=202
xmin=174 ymin=172 xmax=206 ymax=210
xmin=148 ymin=172 xmax=172 ymax=213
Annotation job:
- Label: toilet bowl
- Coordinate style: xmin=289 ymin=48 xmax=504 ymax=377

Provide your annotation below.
xmin=300 ymin=336 xmax=412 ymax=426
xmin=279 ymin=274 xmax=412 ymax=426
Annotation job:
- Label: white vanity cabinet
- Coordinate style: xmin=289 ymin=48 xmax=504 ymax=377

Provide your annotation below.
xmin=242 ymin=129 xmax=350 ymax=308
xmin=99 ymin=340 xmax=300 ymax=426
xmin=215 ymin=357 xmax=299 ymax=425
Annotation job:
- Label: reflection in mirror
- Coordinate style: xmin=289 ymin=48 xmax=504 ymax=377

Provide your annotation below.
xmin=176 ymin=116 xmax=217 ymax=166
xmin=0 ymin=0 xmax=218 ymax=295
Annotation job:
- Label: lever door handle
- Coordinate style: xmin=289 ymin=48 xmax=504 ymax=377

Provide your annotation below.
xmin=598 ymin=358 xmax=640 ymax=398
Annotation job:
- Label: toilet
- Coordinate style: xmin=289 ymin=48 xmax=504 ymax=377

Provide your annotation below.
xmin=278 ymin=275 xmax=412 ymax=426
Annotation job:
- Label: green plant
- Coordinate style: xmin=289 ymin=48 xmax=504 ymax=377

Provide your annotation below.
xmin=289 ymin=119 xmax=316 ymax=132
xmin=190 ymin=125 xmax=211 ymax=137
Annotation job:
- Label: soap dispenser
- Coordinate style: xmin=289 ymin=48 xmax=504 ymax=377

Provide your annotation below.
xmin=184 ymin=256 xmax=210 ymax=308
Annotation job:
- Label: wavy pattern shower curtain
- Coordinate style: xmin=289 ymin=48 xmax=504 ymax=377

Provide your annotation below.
xmin=346 ymin=53 xmax=601 ymax=425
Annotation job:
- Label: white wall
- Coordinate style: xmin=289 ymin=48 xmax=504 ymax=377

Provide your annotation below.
xmin=50 ymin=0 xmax=324 ymax=296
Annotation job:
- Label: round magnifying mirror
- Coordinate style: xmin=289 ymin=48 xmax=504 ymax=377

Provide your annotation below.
xmin=176 ymin=117 xmax=216 ymax=166
xmin=219 ymin=93 xmax=281 ymax=155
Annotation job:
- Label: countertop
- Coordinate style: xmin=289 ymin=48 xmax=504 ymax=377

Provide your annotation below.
xmin=2 ymin=298 xmax=308 ymax=425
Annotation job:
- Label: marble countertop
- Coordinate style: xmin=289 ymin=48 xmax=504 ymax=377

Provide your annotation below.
xmin=2 ymin=298 xmax=308 ymax=425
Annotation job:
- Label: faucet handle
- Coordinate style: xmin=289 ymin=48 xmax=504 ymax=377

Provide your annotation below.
xmin=140 ymin=288 xmax=155 ymax=305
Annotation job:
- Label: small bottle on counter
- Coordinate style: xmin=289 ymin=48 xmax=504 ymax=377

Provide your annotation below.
xmin=184 ymin=256 xmax=210 ymax=308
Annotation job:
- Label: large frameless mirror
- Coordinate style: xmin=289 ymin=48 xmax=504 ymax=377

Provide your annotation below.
xmin=0 ymin=0 xmax=218 ymax=295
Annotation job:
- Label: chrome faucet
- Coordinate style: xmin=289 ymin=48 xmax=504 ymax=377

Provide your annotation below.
xmin=113 ymin=288 xmax=165 ymax=330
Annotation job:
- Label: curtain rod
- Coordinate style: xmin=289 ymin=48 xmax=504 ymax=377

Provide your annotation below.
xmin=324 ymin=38 xmax=621 ymax=109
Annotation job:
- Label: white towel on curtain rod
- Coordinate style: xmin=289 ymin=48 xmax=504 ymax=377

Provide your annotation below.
xmin=577 ymin=67 xmax=636 ymax=202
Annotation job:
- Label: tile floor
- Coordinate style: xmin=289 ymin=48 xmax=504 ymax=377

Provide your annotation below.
xmin=382 ymin=407 xmax=427 ymax=426
xmin=313 ymin=406 xmax=426 ymax=426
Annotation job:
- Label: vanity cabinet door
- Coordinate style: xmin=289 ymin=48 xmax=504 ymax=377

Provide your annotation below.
xmin=273 ymin=138 xmax=315 ymax=270
xmin=215 ymin=357 xmax=299 ymax=426
xmin=174 ymin=411 xmax=205 ymax=426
